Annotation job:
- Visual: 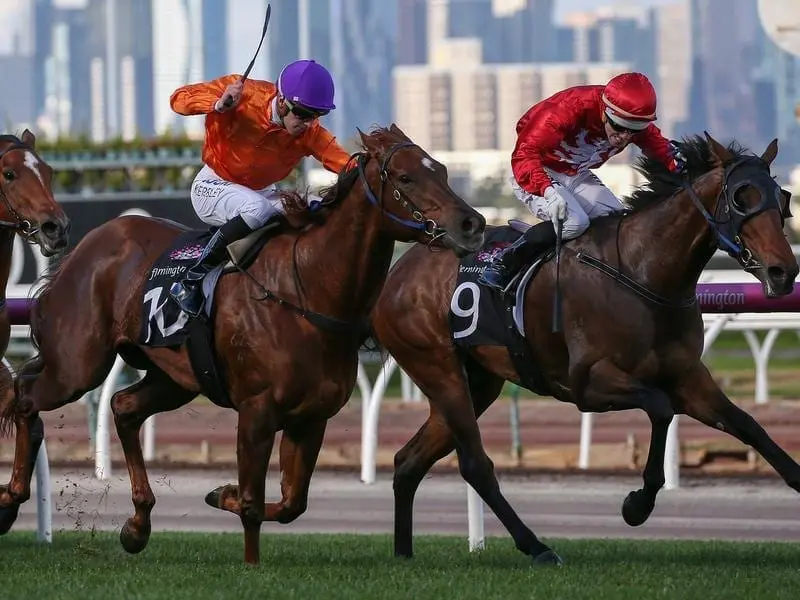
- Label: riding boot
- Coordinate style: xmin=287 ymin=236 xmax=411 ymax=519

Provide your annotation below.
xmin=478 ymin=221 xmax=558 ymax=292
xmin=169 ymin=215 xmax=253 ymax=316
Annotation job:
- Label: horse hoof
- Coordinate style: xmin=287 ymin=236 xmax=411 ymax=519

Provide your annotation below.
xmin=119 ymin=521 xmax=150 ymax=554
xmin=204 ymin=486 xmax=225 ymax=509
xmin=0 ymin=503 xmax=20 ymax=535
xmin=532 ymin=549 xmax=564 ymax=566
xmin=205 ymin=484 xmax=239 ymax=513
xmin=622 ymin=489 xmax=655 ymax=527
xmin=0 ymin=485 xmax=14 ymax=507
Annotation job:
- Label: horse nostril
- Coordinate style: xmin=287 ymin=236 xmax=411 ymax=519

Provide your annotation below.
xmin=767 ymin=266 xmax=788 ymax=283
xmin=461 ymin=215 xmax=484 ymax=235
xmin=41 ymin=221 xmax=59 ymax=238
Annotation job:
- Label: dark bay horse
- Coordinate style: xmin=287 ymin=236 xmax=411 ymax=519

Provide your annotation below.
xmin=0 ymin=124 xmax=485 ymax=564
xmin=370 ymin=132 xmax=799 ymax=565
xmin=0 ymin=130 xmax=70 ymax=533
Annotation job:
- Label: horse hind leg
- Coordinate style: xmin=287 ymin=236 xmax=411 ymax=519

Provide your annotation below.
xmin=675 ymin=363 xmax=800 ymax=493
xmin=112 ymin=368 xmax=195 ymax=554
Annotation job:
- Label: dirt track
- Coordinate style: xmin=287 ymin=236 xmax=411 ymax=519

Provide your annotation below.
xmin=9 ymin=469 xmax=800 ymax=544
xmin=4 ymin=396 xmax=799 ymax=476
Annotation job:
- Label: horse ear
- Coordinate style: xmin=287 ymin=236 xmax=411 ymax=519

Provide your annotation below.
xmin=357 ymin=127 xmax=372 ymax=151
xmin=781 ymin=188 xmax=794 ymax=218
xmin=704 ymin=130 xmax=730 ymax=165
xmin=760 ymin=138 xmax=779 ymax=166
xmin=389 ymin=123 xmax=405 ymax=137
xmin=21 ymin=128 xmax=36 ymax=148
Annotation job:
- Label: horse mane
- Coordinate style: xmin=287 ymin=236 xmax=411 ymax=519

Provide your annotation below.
xmin=623 ymin=135 xmax=750 ymax=211
xmin=276 ymin=125 xmax=405 ymax=229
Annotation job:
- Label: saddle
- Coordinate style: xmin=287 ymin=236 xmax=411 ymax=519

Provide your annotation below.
xmin=449 ymin=219 xmax=555 ymax=395
xmin=139 ymin=221 xmax=281 ymax=409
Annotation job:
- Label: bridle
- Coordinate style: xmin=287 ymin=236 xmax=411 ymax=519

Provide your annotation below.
xmin=350 ymin=141 xmax=449 ymax=248
xmin=682 ymin=155 xmax=791 ymax=273
xmin=0 ymin=135 xmax=41 ymax=239
xmin=245 ymin=139 xmax=455 ymax=333
xmin=576 ymin=151 xmax=793 ymax=310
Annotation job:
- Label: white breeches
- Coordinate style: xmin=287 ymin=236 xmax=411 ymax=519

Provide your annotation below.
xmin=190 ymin=164 xmax=319 ymax=229
xmin=512 ymin=168 xmax=624 ymax=240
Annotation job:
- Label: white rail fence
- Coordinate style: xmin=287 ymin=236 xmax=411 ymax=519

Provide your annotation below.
xmin=6 ymin=253 xmax=800 ymax=548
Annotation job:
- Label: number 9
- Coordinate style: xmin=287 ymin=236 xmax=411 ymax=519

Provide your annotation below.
xmin=451 ymin=282 xmax=480 ymax=339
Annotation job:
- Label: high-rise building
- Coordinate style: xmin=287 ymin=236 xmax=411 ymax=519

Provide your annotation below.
xmin=651 ymin=0 xmax=692 ymax=138
xmin=683 ymin=0 xmax=763 ymax=145
xmin=202 ymin=0 xmax=228 ymax=79
xmin=0 ymin=0 xmax=39 ymax=129
xmin=152 ymin=0 xmax=202 ymax=137
xmin=329 ymin=0 xmax=395 ymax=143
xmin=394 ymin=62 xmax=630 ymax=153
xmin=396 ymin=0 xmax=426 ymax=65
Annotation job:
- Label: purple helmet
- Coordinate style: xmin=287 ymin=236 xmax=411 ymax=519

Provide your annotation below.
xmin=277 ymin=59 xmax=336 ymax=112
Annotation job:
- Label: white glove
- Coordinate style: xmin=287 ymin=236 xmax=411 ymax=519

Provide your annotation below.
xmin=543 ymin=185 xmax=570 ymax=223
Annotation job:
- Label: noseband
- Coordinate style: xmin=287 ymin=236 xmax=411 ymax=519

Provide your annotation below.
xmin=0 ymin=135 xmax=41 ymax=239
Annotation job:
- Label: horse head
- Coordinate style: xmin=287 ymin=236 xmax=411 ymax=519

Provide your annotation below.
xmin=0 ymin=130 xmax=70 ymax=256
xmin=624 ymin=132 xmax=798 ymax=299
xmin=353 ymin=123 xmax=485 ymax=256
xmin=702 ymin=131 xmax=797 ymax=297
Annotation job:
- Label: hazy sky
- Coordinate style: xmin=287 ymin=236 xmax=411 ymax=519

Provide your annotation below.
xmin=554 ymin=0 xmax=678 ymax=23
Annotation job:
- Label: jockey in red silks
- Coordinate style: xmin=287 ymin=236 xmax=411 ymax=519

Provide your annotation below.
xmin=479 ymin=71 xmax=686 ymax=292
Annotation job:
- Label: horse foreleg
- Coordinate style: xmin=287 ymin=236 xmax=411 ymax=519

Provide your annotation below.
xmin=112 ymin=370 xmax=195 ymax=554
xmin=206 ymin=418 xmax=326 ymax=525
xmin=393 ymin=359 xmax=504 ymax=558
xmin=0 ymin=414 xmax=44 ymax=533
xmin=203 ymin=399 xmax=277 ymax=564
xmin=236 ymin=399 xmax=276 ymax=565
xmin=400 ymin=348 xmax=560 ymax=565
xmin=263 ymin=419 xmax=327 ymax=523
xmin=675 ymin=364 xmax=800 ymax=492
xmin=1 ymin=358 xmax=90 ymax=509
xmin=579 ymin=359 xmax=674 ymax=526
xmin=393 ymin=411 xmax=455 ymax=558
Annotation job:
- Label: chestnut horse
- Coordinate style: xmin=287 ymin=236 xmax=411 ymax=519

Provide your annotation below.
xmin=0 ymin=125 xmax=485 ymax=564
xmin=370 ymin=133 xmax=799 ymax=565
xmin=0 ymin=131 xmax=70 ymax=534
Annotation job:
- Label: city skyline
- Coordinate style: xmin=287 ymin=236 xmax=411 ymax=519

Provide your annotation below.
xmin=0 ymin=1 xmax=798 ymax=168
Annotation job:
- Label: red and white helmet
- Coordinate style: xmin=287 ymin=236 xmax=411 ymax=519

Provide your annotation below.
xmin=602 ymin=72 xmax=657 ymax=131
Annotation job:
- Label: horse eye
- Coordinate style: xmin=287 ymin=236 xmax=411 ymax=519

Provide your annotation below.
xmin=2 ymin=170 xmax=14 ymax=182
xmin=731 ymin=188 xmax=749 ymax=210
xmin=399 ymin=174 xmax=412 ymax=184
